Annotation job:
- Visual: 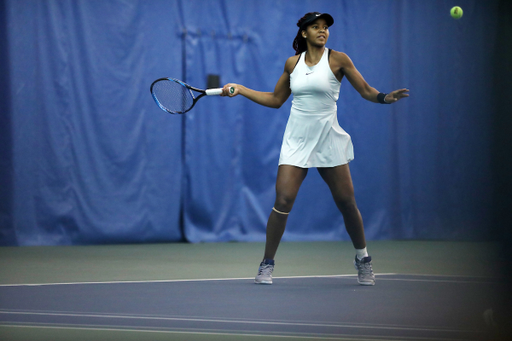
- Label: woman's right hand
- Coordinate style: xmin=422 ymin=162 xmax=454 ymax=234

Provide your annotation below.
xmin=221 ymin=84 xmax=239 ymax=97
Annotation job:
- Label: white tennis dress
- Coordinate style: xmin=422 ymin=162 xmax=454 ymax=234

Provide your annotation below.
xmin=279 ymin=48 xmax=354 ymax=168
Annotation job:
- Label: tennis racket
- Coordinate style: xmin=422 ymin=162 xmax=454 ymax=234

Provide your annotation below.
xmin=150 ymin=78 xmax=234 ymax=114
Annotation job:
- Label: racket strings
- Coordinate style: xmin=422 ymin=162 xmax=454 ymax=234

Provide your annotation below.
xmin=153 ymin=80 xmax=194 ymax=114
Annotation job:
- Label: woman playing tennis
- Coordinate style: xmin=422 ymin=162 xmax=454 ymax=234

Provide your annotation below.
xmin=222 ymin=12 xmax=409 ymax=285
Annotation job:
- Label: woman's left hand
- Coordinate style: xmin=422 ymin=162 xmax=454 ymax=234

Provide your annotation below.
xmin=385 ymin=89 xmax=409 ymax=103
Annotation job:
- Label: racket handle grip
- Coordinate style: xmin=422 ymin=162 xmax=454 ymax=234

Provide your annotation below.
xmin=205 ymin=87 xmax=235 ymax=96
xmin=205 ymin=88 xmax=223 ymax=96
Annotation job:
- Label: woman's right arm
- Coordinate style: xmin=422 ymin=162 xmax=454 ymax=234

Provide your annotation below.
xmin=222 ymin=56 xmax=297 ymax=109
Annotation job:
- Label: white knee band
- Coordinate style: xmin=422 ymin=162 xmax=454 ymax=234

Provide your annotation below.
xmin=272 ymin=207 xmax=290 ymax=215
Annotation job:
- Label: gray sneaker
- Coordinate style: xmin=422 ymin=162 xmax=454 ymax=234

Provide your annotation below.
xmin=354 ymin=256 xmax=375 ymax=286
xmin=255 ymin=261 xmax=274 ymax=284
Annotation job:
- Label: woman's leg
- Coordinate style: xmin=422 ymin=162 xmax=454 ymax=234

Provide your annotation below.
xmin=317 ymin=164 xmax=375 ymax=285
xmin=317 ymin=164 xmax=366 ymax=249
xmin=263 ymin=165 xmax=308 ymax=260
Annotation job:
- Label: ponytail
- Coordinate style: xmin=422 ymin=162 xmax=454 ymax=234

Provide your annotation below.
xmin=292 ymin=28 xmax=307 ymax=55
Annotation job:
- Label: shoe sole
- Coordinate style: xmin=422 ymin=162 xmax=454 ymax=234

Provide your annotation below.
xmin=358 ymin=280 xmax=375 ymax=286
xmin=254 ymin=279 xmax=272 ymax=285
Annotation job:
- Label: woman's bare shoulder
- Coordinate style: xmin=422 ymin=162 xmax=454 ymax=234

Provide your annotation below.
xmin=329 ymin=50 xmax=350 ymax=63
xmin=284 ymin=54 xmax=301 ymax=73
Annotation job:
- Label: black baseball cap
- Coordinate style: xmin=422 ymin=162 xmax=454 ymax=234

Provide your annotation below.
xmin=298 ymin=12 xmax=334 ymax=29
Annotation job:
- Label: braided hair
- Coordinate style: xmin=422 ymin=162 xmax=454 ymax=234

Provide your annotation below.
xmin=292 ymin=12 xmax=317 ymax=55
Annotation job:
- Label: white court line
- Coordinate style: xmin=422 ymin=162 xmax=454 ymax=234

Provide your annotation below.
xmin=0 ymin=273 xmax=500 ymax=287
xmin=0 ymin=272 xmax=500 ymax=287
xmin=0 ymin=273 xmax=398 ymax=287
xmin=376 ymin=277 xmax=499 ymax=284
xmin=0 ymin=310 xmax=482 ymax=334
xmin=0 ymin=323 xmax=436 ymax=341
xmin=375 ymin=273 xmax=501 ymax=284
xmin=0 ymin=274 xmax=491 ymax=340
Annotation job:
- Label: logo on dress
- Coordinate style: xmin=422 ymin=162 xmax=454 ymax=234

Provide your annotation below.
xmin=306 ymin=72 xmax=314 ymax=75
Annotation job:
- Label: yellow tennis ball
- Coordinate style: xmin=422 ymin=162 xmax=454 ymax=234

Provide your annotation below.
xmin=450 ymin=6 xmax=463 ymax=19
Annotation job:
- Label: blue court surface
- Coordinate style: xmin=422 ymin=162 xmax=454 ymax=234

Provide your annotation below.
xmin=0 ymin=273 xmax=501 ymax=340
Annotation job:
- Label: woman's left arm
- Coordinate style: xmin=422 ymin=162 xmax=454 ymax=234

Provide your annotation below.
xmin=332 ymin=51 xmax=409 ymax=104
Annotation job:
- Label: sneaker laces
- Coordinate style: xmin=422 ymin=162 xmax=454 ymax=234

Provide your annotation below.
xmin=360 ymin=262 xmax=373 ymax=275
xmin=258 ymin=263 xmax=274 ymax=276
xmin=355 ymin=258 xmax=373 ymax=274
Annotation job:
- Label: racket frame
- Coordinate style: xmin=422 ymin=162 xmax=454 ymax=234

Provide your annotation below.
xmin=150 ymin=78 xmax=227 ymax=115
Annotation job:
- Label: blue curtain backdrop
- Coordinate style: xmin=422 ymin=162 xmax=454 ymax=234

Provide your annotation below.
xmin=0 ymin=0 xmax=505 ymax=245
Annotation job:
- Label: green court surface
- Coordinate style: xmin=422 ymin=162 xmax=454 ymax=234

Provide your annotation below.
xmin=0 ymin=241 xmax=500 ymax=285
